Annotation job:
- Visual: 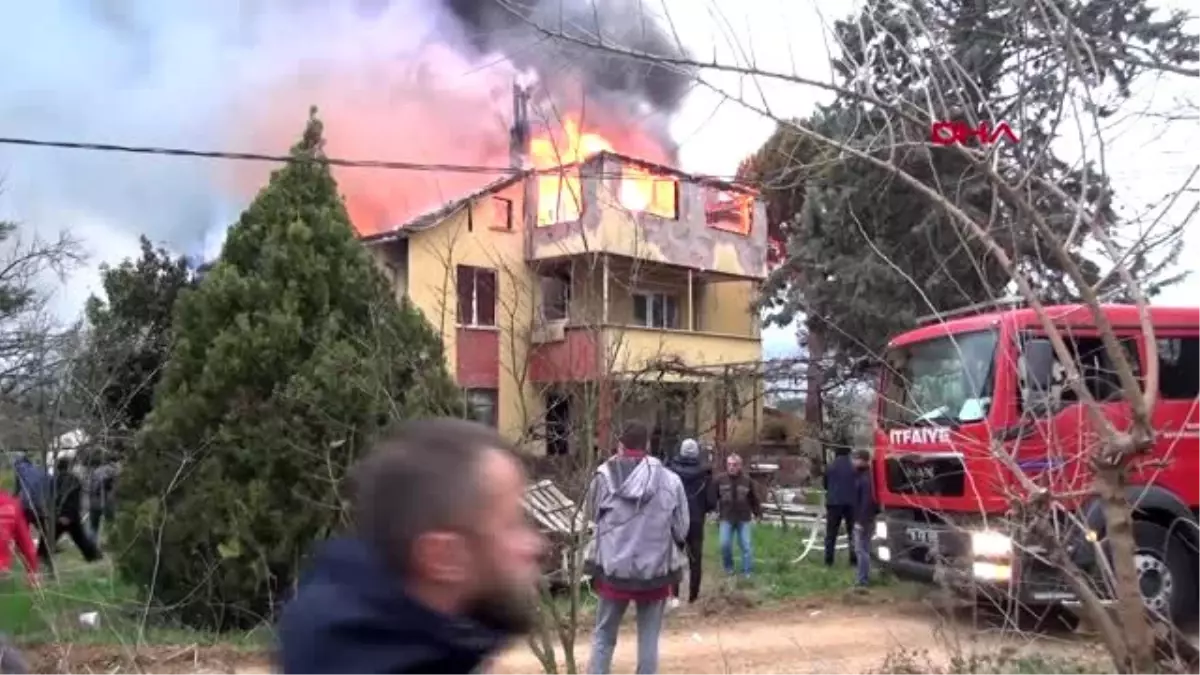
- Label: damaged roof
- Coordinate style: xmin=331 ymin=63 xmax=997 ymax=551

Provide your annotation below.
xmin=359 ymin=151 xmax=756 ymax=244
xmin=358 ymin=172 xmax=527 ymax=244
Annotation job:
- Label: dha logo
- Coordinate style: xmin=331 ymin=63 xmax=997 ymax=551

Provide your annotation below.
xmin=889 ymin=427 xmax=952 ymax=445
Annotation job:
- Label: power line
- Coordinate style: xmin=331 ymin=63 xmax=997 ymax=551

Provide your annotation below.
xmin=0 ymin=136 xmax=517 ymax=176
xmin=0 ymin=135 xmax=752 ymax=183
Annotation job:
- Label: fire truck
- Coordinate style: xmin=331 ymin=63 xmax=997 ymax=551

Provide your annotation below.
xmin=872 ymin=301 xmax=1199 ymax=629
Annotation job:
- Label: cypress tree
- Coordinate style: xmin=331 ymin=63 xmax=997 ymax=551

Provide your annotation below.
xmin=113 ymin=109 xmax=462 ymax=629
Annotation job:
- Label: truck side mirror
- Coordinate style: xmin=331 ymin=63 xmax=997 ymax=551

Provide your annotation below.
xmin=1022 ymin=338 xmax=1055 ymax=392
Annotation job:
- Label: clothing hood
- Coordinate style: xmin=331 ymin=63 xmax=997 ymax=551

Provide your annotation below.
xmin=277 ymin=537 xmax=508 ymax=674
xmin=602 ymin=454 xmax=666 ymax=501
xmin=667 ymin=454 xmax=710 ymax=481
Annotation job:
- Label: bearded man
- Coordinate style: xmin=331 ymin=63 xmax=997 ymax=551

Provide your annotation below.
xmin=277 ymin=419 xmax=546 ymax=674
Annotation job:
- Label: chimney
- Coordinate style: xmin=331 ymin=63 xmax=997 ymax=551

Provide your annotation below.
xmin=509 ymin=83 xmax=530 ymax=169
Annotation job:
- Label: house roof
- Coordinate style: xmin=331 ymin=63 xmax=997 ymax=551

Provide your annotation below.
xmin=358 ymin=172 xmax=527 ymax=245
xmin=358 ymin=151 xmax=757 ymax=244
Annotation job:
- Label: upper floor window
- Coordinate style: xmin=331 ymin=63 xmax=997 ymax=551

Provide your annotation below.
xmin=456 ymin=265 xmax=497 ymax=327
xmin=620 ymin=167 xmax=678 ymax=219
xmin=704 ymin=187 xmax=751 ymax=235
xmin=537 ymin=171 xmax=582 ymax=226
xmin=633 ymin=292 xmax=679 ymax=329
xmin=492 ymin=197 xmax=514 ymax=231
xmin=1158 ymin=336 xmax=1198 ymax=400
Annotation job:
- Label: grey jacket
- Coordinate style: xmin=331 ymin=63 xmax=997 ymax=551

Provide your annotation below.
xmin=583 ymin=454 xmax=690 ymax=591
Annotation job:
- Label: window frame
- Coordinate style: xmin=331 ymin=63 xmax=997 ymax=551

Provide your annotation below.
xmin=464 ymin=388 xmax=499 ymax=427
xmin=456 ymin=265 xmax=498 ymax=328
xmin=1155 ymin=333 xmax=1199 ymax=401
xmin=632 ymin=291 xmax=681 ymax=329
xmin=491 ymin=196 xmax=514 ymax=231
xmin=538 ymin=274 xmax=571 ymax=322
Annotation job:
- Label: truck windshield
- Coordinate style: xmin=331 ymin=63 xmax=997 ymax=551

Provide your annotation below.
xmin=880 ymin=329 xmax=998 ymax=428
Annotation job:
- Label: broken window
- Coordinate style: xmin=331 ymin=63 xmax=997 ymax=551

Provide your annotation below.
xmin=633 ymin=292 xmax=680 ymax=329
xmin=492 ymin=197 xmax=514 ymax=231
xmin=704 ymin=187 xmax=751 ymax=235
xmin=1158 ymin=336 xmax=1198 ymax=400
xmin=539 ymin=274 xmax=570 ymax=321
xmin=537 ymin=170 xmax=582 ymax=225
xmin=464 ymin=388 xmax=499 ymax=427
xmin=456 ymin=265 xmax=497 ymax=327
xmin=619 ymin=166 xmax=678 ymax=219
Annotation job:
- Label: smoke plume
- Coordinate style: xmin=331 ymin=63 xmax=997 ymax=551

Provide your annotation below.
xmin=0 ymin=0 xmax=697 ymax=267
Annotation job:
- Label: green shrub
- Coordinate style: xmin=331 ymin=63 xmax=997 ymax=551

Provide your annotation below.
xmin=112 ymin=110 xmax=462 ymax=630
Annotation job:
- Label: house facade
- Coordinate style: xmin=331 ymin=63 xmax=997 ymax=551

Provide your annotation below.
xmin=362 ymin=151 xmax=769 ymax=457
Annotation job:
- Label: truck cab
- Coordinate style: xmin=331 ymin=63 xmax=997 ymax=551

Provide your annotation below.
xmin=872 ymin=302 xmax=1198 ymax=627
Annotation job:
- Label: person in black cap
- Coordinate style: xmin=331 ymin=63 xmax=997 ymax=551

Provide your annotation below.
xmin=666 ymin=438 xmax=714 ymax=605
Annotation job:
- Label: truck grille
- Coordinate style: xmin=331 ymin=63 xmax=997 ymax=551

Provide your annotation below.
xmin=885 ymin=454 xmax=966 ymax=497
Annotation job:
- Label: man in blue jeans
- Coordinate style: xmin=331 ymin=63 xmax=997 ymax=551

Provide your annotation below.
xmin=709 ymin=454 xmax=762 ymax=577
xmin=851 ymin=449 xmax=879 ymax=587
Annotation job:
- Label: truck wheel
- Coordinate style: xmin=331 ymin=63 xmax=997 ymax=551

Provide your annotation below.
xmin=1133 ymin=519 xmax=1198 ymax=626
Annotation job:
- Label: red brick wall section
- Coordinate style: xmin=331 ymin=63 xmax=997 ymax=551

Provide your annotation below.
xmin=456 ymin=328 xmax=500 ymax=388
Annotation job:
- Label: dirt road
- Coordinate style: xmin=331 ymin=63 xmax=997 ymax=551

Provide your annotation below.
xmin=492 ymin=598 xmax=1095 ymax=674
xmin=27 ymin=597 xmax=1099 ymax=674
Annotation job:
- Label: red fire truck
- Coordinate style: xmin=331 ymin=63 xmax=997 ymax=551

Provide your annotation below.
xmin=873 ymin=301 xmax=1198 ymax=628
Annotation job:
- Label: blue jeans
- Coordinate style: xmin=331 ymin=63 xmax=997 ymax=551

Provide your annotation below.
xmin=719 ymin=520 xmax=753 ymax=575
xmin=854 ymin=523 xmax=871 ymax=585
xmin=588 ymin=596 xmax=666 ymax=674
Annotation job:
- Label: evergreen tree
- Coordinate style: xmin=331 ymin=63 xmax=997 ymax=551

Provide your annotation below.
xmin=113 ymin=109 xmax=462 ymax=629
xmin=78 ymin=237 xmax=192 ymax=451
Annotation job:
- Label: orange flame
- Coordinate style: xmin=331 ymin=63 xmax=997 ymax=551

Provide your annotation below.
xmin=529 ymin=116 xmax=677 ymax=226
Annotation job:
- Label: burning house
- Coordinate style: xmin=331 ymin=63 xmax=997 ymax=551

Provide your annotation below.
xmin=360 ymin=86 xmax=769 ymax=456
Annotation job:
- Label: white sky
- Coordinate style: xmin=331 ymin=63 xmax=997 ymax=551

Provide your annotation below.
xmin=2 ymin=0 xmax=1196 ymax=361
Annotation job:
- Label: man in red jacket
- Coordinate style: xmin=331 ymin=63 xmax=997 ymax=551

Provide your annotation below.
xmin=0 ymin=489 xmax=37 ymax=674
xmin=0 ymin=491 xmax=38 ymax=583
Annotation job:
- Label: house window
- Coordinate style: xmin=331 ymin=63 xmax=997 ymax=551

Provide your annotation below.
xmin=464 ymin=388 xmax=499 ymax=427
xmin=492 ymin=197 xmax=514 ymax=231
xmin=456 ymin=266 xmax=497 ymax=327
xmin=633 ymin=292 xmax=679 ymax=329
xmin=1158 ymin=337 xmax=1198 ymax=400
xmin=619 ymin=168 xmax=678 ymax=219
xmin=704 ymin=187 xmax=752 ymax=235
xmin=539 ymin=275 xmax=570 ymax=321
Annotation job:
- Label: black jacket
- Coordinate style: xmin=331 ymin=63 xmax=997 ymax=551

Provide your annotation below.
xmin=277 ymin=538 xmax=508 ymax=674
xmin=853 ymin=469 xmax=879 ymax=527
xmin=667 ymin=455 xmax=714 ymax=532
xmin=823 ymin=453 xmax=856 ymax=507
xmin=51 ymin=470 xmax=83 ymax=521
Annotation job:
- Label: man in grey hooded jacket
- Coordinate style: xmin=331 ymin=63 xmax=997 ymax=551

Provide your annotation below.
xmin=585 ymin=422 xmax=689 ymax=675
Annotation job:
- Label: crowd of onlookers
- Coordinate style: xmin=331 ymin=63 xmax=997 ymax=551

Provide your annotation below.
xmin=276 ymin=419 xmax=879 ymax=675
xmin=0 ymin=423 xmax=878 ymax=675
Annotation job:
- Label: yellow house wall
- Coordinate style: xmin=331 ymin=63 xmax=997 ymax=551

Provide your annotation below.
xmin=403 ymin=184 xmax=546 ymax=450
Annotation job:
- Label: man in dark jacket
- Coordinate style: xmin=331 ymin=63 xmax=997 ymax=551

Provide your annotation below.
xmin=822 ymin=448 xmax=857 ymax=567
xmin=277 ymin=419 xmax=545 ymax=674
xmin=42 ymin=457 xmax=102 ymax=564
xmin=851 ymin=449 xmax=878 ymax=587
xmin=666 ymin=438 xmax=714 ymax=604
xmin=87 ymin=460 xmax=118 ymax=542
xmin=708 ymin=453 xmax=762 ymax=577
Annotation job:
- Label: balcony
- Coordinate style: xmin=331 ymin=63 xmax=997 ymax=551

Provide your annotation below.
xmin=525 ymin=152 xmax=770 ymax=280
xmin=526 ymin=258 xmax=761 ymax=383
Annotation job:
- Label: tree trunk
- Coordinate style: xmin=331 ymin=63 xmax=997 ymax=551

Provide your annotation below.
xmin=1095 ymin=463 xmax=1157 ymax=673
xmin=805 ymin=318 xmax=827 ymax=473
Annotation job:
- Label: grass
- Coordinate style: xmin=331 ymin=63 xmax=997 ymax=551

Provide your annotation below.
xmin=0 ymin=552 xmax=269 ymax=648
xmin=700 ymin=520 xmax=896 ymax=602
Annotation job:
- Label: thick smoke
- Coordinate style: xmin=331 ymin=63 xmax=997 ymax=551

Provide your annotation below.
xmin=0 ymin=0 xmax=695 ymax=278
xmin=440 ymin=0 xmax=696 ymax=114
